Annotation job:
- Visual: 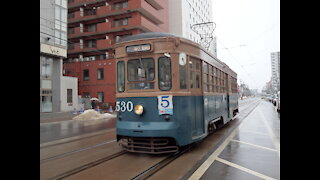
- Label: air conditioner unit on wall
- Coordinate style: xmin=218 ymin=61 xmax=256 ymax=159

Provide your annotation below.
xmin=84 ymin=57 xmax=89 ymax=61
xmin=89 ymin=56 xmax=95 ymax=61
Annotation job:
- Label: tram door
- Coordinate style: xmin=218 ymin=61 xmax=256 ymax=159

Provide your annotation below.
xmin=190 ymin=58 xmax=204 ymax=138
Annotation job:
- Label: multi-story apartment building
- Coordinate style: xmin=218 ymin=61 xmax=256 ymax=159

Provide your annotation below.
xmin=271 ymin=51 xmax=280 ymax=92
xmin=168 ymin=0 xmax=217 ymax=57
xmin=40 ymin=0 xmax=80 ymax=113
xmin=63 ymin=0 xmax=168 ymax=106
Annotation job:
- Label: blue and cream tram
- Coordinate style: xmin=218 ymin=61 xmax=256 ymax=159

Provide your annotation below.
xmin=114 ymin=32 xmax=238 ymax=154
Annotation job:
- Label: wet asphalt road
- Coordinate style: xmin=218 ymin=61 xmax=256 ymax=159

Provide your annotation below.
xmin=190 ymin=98 xmax=280 ymax=180
xmin=40 ymin=97 xmax=280 ymax=180
xmin=40 ymin=118 xmax=116 ymax=144
xmin=40 ymin=98 xmax=259 ymax=144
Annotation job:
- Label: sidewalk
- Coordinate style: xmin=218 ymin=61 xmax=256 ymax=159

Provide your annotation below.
xmin=40 ymin=110 xmax=116 ymax=124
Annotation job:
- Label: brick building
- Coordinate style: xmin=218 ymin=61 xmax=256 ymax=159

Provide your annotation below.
xmin=63 ymin=0 xmax=168 ymax=106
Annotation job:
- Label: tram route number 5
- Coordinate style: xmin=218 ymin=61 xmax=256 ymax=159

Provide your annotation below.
xmin=158 ymin=95 xmax=173 ymax=115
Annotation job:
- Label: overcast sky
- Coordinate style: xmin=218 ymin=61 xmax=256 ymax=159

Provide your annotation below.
xmin=211 ymin=0 xmax=280 ymax=92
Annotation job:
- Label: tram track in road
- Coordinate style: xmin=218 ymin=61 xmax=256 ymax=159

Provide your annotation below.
xmin=50 ymin=150 xmax=127 ymax=180
xmin=131 ymin=147 xmax=192 ymax=180
xmin=42 ymin=98 xmax=261 ymax=180
xmin=40 ymin=129 xmax=117 ymax=162
xmin=40 ymin=139 xmax=117 ymax=163
xmin=130 ymin=99 xmax=261 ymax=180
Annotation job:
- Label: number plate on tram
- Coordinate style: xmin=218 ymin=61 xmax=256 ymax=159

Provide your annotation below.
xmin=158 ymin=95 xmax=173 ymax=115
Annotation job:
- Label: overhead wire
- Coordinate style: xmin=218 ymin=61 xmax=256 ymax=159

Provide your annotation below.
xmin=215 ymin=37 xmax=258 ymax=87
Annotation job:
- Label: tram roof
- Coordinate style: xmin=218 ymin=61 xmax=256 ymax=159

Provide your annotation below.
xmin=119 ymin=32 xmax=237 ymax=77
xmin=120 ymin=32 xmax=182 ymax=43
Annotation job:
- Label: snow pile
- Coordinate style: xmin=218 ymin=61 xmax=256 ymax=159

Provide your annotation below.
xmin=72 ymin=109 xmax=116 ymax=120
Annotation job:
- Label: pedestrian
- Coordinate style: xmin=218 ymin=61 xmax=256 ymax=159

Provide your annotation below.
xmin=91 ymin=100 xmax=97 ymax=109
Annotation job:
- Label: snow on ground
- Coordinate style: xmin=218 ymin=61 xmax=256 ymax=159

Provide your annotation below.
xmin=72 ymin=109 xmax=116 ymax=120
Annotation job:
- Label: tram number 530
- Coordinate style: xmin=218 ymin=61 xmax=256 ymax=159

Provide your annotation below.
xmin=115 ymin=101 xmax=133 ymax=112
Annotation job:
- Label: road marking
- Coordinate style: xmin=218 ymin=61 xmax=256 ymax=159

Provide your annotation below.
xmin=230 ymin=139 xmax=278 ymax=152
xmin=239 ymin=130 xmax=269 ymax=136
xmin=188 ymin=101 xmax=260 ymax=180
xmin=216 ymin=157 xmax=277 ymax=180
xmin=257 ymin=108 xmax=280 ymax=157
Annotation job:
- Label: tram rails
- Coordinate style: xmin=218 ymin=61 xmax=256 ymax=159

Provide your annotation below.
xmin=40 ymin=98 xmax=260 ymax=180
xmin=50 ymin=150 xmax=127 ymax=180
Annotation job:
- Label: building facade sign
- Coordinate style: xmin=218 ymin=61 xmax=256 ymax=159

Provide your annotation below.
xmin=40 ymin=43 xmax=67 ymax=58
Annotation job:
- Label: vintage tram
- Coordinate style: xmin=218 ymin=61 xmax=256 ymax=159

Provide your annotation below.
xmin=114 ymin=32 xmax=238 ymax=154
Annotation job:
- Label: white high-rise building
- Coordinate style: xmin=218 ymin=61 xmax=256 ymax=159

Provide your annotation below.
xmin=168 ymin=0 xmax=217 ymax=57
xmin=271 ymin=51 xmax=280 ymax=92
xmin=40 ymin=0 xmax=80 ymax=113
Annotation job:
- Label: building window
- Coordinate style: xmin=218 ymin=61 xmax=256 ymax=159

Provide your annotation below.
xmin=83 ymin=69 xmax=89 ymax=80
xmin=67 ymin=12 xmax=75 ymax=19
xmin=114 ymin=17 xmax=130 ymax=27
xmin=113 ymin=1 xmax=128 ymax=10
xmin=41 ymin=95 xmax=53 ymax=112
xmin=97 ymin=68 xmax=104 ymax=80
xmin=55 ymin=0 xmax=67 ymax=46
xmin=68 ymin=27 xmax=75 ymax=34
xmin=84 ymin=8 xmax=96 ymax=16
xmin=98 ymin=92 xmax=104 ymax=102
xmin=68 ymin=43 xmax=74 ymax=50
xmin=84 ymin=24 xmax=96 ymax=32
xmin=84 ymin=40 xmax=96 ymax=48
xmin=41 ymin=57 xmax=53 ymax=78
xmin=67 ymin=89 xmax=73 ymax=103
xmin=83 ymin=92 xmax=90 ymax=98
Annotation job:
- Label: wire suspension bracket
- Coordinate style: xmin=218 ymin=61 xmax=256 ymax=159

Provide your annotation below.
xmin=190 ymin=22 xmax=216 ymax=51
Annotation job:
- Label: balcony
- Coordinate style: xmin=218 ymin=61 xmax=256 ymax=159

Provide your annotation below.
xmin=68 ymin=0 xmax=164 ymax=25
xmin=68 ymin=0 xmax=106 ymax=9
xmin=68 ymin=39 xmax=111 ymax=55
xmin=68 ymin=22 xmax=111 ymax=39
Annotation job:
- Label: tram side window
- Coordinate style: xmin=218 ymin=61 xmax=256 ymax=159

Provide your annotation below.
xmin=179 ymin=55 xmax=188 ymax=89
xmin=117 ymin=61 xmax=125 ymax=92
xmin=217 ymin=69 xmax=220 ymax=93
xmin=208 ymin=65 xmax=213 ymax=92
xmin=158 ymin=57 xmax=172 ymax=91
xmin=189 ymin=58 xmax=201 ymax=89
xmin=203 ymin=62 xmax=208 ymax=92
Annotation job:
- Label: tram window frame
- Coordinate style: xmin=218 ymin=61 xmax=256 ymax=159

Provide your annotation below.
xmin=179 ymin=58 xmax=188 ymax=89
xmin=158 ymin=56 xmax=172 ymax=91
xmin=189 ymin=57 xmax=201 ymax=89
xmin=203 ymin=62 xmax=208 ymax=92
xmin=117 ymin=61 xmax=125 ymax=92
xmin=127 ymin=57 xmax=155 ymax=90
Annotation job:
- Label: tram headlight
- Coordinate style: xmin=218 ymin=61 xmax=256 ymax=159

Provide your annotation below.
xmin=134 ymin=104 xmax=144 ymax=115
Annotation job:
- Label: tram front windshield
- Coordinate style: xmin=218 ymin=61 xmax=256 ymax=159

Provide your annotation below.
xmin=117 ymin=56 xmax=172 ymax=92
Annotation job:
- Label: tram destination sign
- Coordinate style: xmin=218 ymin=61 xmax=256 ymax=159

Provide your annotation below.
xmin=126 ymin=44 xmax=151 ymax=53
